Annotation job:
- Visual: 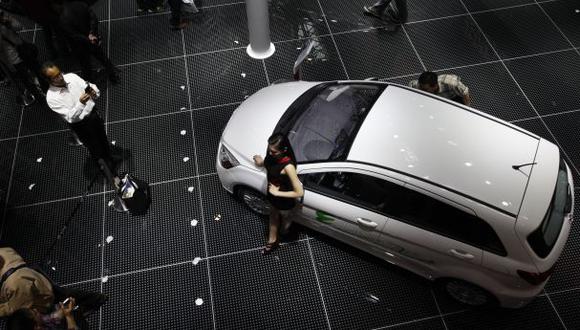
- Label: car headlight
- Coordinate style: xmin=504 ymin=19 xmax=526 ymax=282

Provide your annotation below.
xmin=219 ymin=144 xmax=240 ymax=169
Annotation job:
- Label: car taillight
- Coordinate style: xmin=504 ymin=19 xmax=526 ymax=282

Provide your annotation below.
xmin=517 ymin=267 xmax=555 ymax=285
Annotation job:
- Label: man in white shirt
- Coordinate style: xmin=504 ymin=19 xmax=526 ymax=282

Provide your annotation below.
xmin=42 ymin=62 xmax=116 ymax=175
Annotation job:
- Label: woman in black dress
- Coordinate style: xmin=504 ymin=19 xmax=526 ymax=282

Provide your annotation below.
xmin=253 ymin=133 xmax=304 ymax=254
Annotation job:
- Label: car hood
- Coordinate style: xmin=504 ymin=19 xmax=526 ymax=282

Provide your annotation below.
xmin=221 ymin=81 xmax=320 ymax=165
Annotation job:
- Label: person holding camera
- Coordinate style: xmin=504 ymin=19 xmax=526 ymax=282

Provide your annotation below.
xmin=42 ymin=62 xmax=118 ymax=176
xmin=6 ymin=297 xmax=80 ymax=329
xmin=0 ymin=247 xmax=108 ymax=325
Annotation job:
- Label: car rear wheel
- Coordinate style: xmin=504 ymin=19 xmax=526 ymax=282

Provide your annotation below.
xmin=236 ymin=187 xmax=270 ymax=216
xmin=442 ymin=279 xmax=494 ymax=307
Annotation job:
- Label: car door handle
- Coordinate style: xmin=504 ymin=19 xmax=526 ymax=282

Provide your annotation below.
xmin=356 ymin=218 xmax=378 ymax=228
xmin=449 ymin=249 xmax=474 ymax=260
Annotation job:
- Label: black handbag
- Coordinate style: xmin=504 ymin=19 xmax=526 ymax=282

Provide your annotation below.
xmin=119 ymin=174 xmax=152 ymax=216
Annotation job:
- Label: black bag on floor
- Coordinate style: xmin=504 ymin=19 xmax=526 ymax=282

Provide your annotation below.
xmin=97 ymin=159 xmax=152 ymax=216
xmin=119 ymin=173 xmax=151 ymax=216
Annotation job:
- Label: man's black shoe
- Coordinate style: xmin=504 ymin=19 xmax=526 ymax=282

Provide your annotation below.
xmin=80 ymin=293 xmax=109 ymax=317
xmin=363 ymin=6 xmax=383 ymax=19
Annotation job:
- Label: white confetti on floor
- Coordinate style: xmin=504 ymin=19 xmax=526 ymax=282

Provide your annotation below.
xmin=28 ymin=183 xmax=35 ymax=190
xmin=180 ymin=130 xmax=187 ymax=135
xmin=190 ymin=219 xmax=198 ymax=227
xmin=195 ymin=298 xmax=203 ymax=306
xmin=192 ymin=257 xmax=201 ymax=265
xmin=183 ymin=157 xmax=190 ymax=162
xmin=106 ymin=236 xmax=114 ymax=243
xmin=36 ymin=157 xmax=42 ymax=163
xmin=188 ymin=186 xmax=194 ymax=192
xmin=101 ymin=276 xmax=109 ymax=283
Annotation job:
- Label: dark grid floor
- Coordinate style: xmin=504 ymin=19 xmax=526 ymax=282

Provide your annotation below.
xmin=1 ymin=0 xmax=579 ymax=329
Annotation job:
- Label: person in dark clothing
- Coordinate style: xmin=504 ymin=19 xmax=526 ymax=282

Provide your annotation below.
xmin=51 ymin=0 xmax=119 ymax=83
xmin=0 ymin=0 xmax=65 ymax=59
xmin=253 ymin=133 xmax=304 ymax=255
xmin=0 ymin=10 xmax=46 ymax=106
xmin=167 ymin=0 xmax=187 ymax=30
xmin=363 ymin=0 xmax=408 ymax=24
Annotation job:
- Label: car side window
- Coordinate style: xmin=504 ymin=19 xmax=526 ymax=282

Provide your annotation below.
xmin=300 ymin=171 xmax=405 ymax=215
xmin=301 ymin=171 xmax=506 ymax=256
xmin=396 ymin=187 xmax=507 ymax=256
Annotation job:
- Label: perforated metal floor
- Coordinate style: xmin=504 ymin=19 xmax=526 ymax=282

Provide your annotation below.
xmin=1 ymin=0 xmax=579 ymax=329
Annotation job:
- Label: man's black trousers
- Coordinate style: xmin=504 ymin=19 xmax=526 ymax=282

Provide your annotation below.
xmin=69 ymin=110 xmax=114 ymax=171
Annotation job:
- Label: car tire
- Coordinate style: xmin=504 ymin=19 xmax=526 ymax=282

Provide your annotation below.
xmin=236 ymin=187 xmax=270 ymax=216
xmin=441 ymin=279 xmax=495 ymax=307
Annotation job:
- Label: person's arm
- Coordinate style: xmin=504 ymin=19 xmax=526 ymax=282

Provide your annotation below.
xmin=0 ymin=288 xmax=27 ymax=317
xmin=60 ymin=297 xmax=79 ymax=330
xmin=453 ymin=77 xmax=471 ymax=106
xmin=47 ymin=92 xmax=94 ymax=123
xmin=88 ymin=81 xmax=100 ymax=99
xmin=253 ymin=155 xmax=264 ymax=167
xmin=269 ymin=164 xmax=304 ymax=198
xmin=463 ymin=93 xmax=471 ymax=106
xmin=0 ymin=302 xmax=15 ymax=317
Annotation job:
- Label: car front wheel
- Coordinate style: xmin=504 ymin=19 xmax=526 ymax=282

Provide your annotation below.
xmin=442 ymin=279 xmax=495 ymax=307
xmin=236 ymin=187 xmax=270 ymax=216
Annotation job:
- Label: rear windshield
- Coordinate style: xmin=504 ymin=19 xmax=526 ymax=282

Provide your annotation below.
xmin=527 ymin=158 xmax=572 ymax=258
xmin=282 ymin=83 xmax=384 ymax=163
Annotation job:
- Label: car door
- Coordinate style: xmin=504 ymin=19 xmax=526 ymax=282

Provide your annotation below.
xmin=376 ymin=184 xmax=486 ymax=278
xmin=296 ymin=169 xmax=401 ymax=252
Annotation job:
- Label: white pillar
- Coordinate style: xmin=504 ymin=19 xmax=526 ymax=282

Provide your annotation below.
xmin=245 ymin=0 xmax=275 ymax=59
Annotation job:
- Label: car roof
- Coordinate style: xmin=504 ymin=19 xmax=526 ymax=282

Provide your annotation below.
xmin=347 ymin=84 xmax=540 ymax=216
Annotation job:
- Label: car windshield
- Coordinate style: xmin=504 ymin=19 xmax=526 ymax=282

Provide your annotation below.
xmin=527 ymin=158 xmax=572 ymax=258
xmin=285 ymin=83 xmax=384 ymax=163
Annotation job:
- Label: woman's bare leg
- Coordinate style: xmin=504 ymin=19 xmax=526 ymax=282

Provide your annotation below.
xmin=267 ymin=208 xmax=281 ymax=244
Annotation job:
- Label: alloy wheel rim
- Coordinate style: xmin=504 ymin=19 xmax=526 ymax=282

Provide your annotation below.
xmin=242 ymin=192 xmax=270 ymax=215
xmin=446 ymin=281 xmax=488 ymax=306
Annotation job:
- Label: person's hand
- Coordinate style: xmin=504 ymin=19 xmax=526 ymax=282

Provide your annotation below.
xmin=268 ymin=183 xmax=280 ymax=196
xmin=89 ymin=89 xmax=97 ymax=99
xmin=79 ymin=93 xmax=91 ymax=104
xmin=88 ymin=33 xmax=99 ymax=45
xmin=59 ymin=297 xmax=76 ymax=317
xmin=253 ymin=155 xmax=263 ymax=166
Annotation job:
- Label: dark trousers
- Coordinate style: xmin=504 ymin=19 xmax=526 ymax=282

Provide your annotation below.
xmin=167 ymin=0 xmax=182 ymax=25
xmin=69 ymin=110 xmax=114 ymax=172
xmin=372 ymin=0 xmax=407 ymax=23
xmin=136 ymin=0 xmax=164 ymax=10
xmin=72 ymin=41 xmax=116 ymax=82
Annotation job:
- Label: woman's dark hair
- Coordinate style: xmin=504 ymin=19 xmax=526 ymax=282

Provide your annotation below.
xmin=267 ymin=133 xmax=296 ymax=165
xmin=6 ymin=309 xmax=36 ymax=330
xmin=418 ymin=71 xmax=438 ymax=87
